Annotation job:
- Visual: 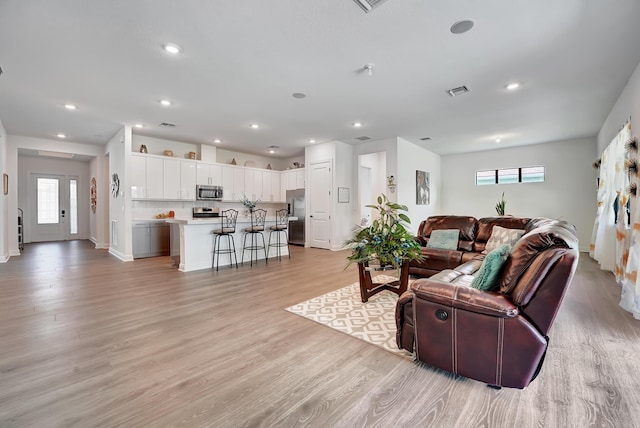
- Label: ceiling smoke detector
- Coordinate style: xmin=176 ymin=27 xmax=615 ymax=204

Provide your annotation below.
xmin=355 ymin=136 xmax=371 ymax=141
xmin=352 ymin=0 xmax=389 ymax=13
xmin=447 ymin=85 xmax=471 ymax=97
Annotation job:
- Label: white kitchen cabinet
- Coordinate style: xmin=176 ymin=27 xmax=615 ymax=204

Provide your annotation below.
xmin=262 ymin=170 xmax=281 ymax=202
xmin=244 ymin=169 xmax=262 ymax=201
xmin=234 ymin=167 xmax=245 ymax=201
xmin=196 ymin=162 xmax=223 ymax=186
xmin=222 ymin=165 xmax=246 ymax=201
xmin=130 ymin=154 xmax=163 ymax=199
xmin=146 ymin=157 xmax=164 ymax=199
xmin=163 ymin=158 xmax=181 ymax=200
xmin=130 ymin=154 xmax=146 ymax=198
xmin=180 ymin=160 xmax=196 ymax=200
xmin=296 ymin=169 xmax=305 ymax=189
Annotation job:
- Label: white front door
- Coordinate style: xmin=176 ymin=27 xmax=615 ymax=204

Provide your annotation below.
xmin=30 ymin=174 xmax=67 ymax=242
xmin=309 ymin=160 xmax=332 ymax=249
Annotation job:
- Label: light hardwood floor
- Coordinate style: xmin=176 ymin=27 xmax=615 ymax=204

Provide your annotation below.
xmin=1 ymin=241 xmax=639 ymax=427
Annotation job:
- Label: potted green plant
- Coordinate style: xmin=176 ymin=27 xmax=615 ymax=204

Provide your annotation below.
xmin=346 ymin=194 xmax=423 ymax=302
xmin=495 ymin=192 xmax=506 ymax=216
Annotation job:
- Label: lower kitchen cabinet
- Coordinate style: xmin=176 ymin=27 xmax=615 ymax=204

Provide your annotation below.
xmin=133 ymin=221 xmax=170 ymax=258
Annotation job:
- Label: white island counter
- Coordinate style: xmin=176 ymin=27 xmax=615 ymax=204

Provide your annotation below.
xmin=166 ymin=216 xmax=295 ymax=272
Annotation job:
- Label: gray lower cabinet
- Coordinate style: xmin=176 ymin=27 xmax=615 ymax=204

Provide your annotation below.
xmin=133 ymin=221 xmax=169 ymax=259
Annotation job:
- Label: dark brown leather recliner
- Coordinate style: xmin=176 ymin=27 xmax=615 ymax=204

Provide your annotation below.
xmin=396 ymin=218 xmax=579 ymax=389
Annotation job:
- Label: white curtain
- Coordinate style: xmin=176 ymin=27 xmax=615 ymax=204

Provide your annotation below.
xmin=591 ymin=125 xmax=629 ymax=273
xmin=590 ymin=123 xmax=640 ymax=319
xmin=622 ymin=131 xmax=640 ymax=319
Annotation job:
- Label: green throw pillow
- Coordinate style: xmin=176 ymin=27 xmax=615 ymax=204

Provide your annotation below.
xmin=471 ymin=244 xmax=512 ymax=291
xmin=427 ymin=229 xmax=460 ymax=250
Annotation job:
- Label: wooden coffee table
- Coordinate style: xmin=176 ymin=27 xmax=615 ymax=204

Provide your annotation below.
xmin=357 ymin=262 xmax=409 ymax=303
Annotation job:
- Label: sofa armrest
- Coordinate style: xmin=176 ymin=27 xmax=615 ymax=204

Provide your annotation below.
xmin=411 ymin=279 xmax=519 ymax=318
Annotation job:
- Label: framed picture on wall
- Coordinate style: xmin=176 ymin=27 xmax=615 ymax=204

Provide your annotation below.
xmin=416 ymin=170 xmax=430 ymax=205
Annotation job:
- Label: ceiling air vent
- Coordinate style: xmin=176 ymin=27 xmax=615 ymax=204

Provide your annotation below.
xmin=355 ymin=136 xmax=372 ymax=141
xmin=420 ymin=136 xmax=432 ymax=141
xmin=352 ymin=0 xmax=389 ymax=13
xmin=447 ymin=85 xmax=471 ymax=97
xmin=159 ymin=122 xmax=176 ymax=127
xmin=0 ymin=66 xmax=3 ymax=77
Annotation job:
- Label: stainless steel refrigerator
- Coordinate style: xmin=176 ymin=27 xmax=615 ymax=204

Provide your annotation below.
xmin=286 ymin=189 xmax=305 ymax=245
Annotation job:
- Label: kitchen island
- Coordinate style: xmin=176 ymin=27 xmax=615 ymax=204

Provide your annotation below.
xmin=166 ymin=216 xmax=296 ymax=272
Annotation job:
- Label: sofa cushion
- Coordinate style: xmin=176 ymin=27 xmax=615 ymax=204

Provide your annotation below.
xmin=471 ymin=244 xmax=511 ymax=291
xmin=427 ymin=229 xmax=460 ymax=250
xmin=417 ymin=216 xmax=477 ymax=252
xmin=475 ymin=217 xmax=530 ymax=253
xmin=483 ymin=226 xmax=524 ymax=254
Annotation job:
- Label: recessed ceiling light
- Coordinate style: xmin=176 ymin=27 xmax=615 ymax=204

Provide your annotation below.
xmin=450 ymin=19 xmax=475 ymax=34
xmin=250 ymin=124 xmax=260 ymax=129
xmin=268 ymin=149 xmax=275 ymax=154
xmin=162 ymin=43 xmax=182 ymax=54
xmin=506 ymin=82 xmax=521 ymax=90
xmin=213 ymin=138 xmax=221 ymax=143
xmin=56 ymin=133 xmax=66 ymax=139
xmin=308 ymin=139 xmax=316 ymax=144
xmin=495 ymin=138 xmax=501 ymax=143
xmin=160 ymin=99 xmax=171 ymax=106
xmin=292 ymin=92 xmax=306 ymax=99
xmin=134 ymin=123 xmax=144 ymax=128
xmin=64 ymin=103 xmax=77 ymax=110
xmin=268 ymin=145 xmax=279 ymax=154
xmin=353 ymin=122 xmax=362 ymax=128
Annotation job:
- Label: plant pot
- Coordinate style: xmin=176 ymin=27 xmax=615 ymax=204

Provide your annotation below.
xmin=357 ymin=261 xmax=409 ymax=303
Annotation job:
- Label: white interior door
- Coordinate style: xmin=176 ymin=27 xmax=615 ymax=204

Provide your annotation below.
xmin=309 ymin=160 xmax=332 ymax=249
xmin=30 ymin=173 xmax=67 ymax=242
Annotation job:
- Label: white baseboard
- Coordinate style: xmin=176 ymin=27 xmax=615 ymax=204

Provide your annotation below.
xmin=0 ymin=254 xmax=9 ymax=263
xmin=9 ymin=249 xmax=21 ymax=256
xmin=108 ymin=247 xmax=134 ymax=262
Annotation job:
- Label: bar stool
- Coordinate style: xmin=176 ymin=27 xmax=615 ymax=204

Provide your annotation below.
xmin=268 ymin=208 xmax=290 ymax=261
xmin=241 ymin=208 xmax=268 ymax=266
xmin=212 ymin=209 xmax=239 ymax=271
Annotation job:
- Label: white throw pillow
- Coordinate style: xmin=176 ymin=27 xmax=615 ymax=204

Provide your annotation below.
xmin=483 ymin=225 xmax=524 ymax=254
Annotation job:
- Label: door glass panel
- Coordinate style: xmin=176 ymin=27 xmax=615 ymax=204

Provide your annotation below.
xmin=37 ymin=178 xmax=59 ymax=224
xmin=69 ymin=179 xmax=78 ymax=234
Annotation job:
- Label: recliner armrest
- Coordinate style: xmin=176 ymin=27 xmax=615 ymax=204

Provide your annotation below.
xmin=411 ymin=279 xmax=519 ymax=318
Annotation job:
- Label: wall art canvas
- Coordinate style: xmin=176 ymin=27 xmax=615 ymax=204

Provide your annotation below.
xmin=416 ymin=170 xmax=430 ymax=205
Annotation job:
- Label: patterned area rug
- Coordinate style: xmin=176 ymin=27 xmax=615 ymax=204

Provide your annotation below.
xmin=285 ymin=277 xmax=414 ymax=360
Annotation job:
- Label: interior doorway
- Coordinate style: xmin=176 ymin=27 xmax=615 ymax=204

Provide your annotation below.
xmin=308 ymin=160 xmax=332 ymax=249
xmin=358 ymin=151 xmax=387 ymax=226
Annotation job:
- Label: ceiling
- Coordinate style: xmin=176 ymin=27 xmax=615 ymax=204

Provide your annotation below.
xmin=1 ymin=0 xmax=640 ymax=158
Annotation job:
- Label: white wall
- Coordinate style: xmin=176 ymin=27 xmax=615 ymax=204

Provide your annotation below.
xmin=334 ymin=140 xmax=353 ymax=250
xmin=105 ymin=127 xmax=132 ymax=260
xmin=397 ymin=138 xmax=442 ymax=235
xmin=0 ymin=119 xmax=7 ymax=262
xmin=17 ymin=156 xmax=91 ymax=242
xmin=598 ymin=60 xmax=640 ymax=155
xmin=216 ymin=148 xmax=290 ymax=171
xmin=441 ymin=137 xmax=596 ymax=250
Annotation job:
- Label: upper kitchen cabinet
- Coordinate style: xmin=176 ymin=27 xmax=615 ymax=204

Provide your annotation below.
xmin=163 ymin=158 xmax=181 ymax=200
xmin=130 ymin=153 xmax=163 ymax=199
xmin=196 ymin=162 xmax=222 ymax=186
xmin=221 ymin=165 xmax=245 ymax=201
xmin=180 ymin=160 xmax=197 ymax=200
xmin=262 ymin=170 xmax=281 ymax=202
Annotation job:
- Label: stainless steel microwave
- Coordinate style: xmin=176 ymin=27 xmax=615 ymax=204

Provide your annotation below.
xmin=196 ymin=185 xmax=223 ymax=200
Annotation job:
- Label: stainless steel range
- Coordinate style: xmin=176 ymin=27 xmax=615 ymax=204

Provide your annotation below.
xmin=193 ymin=207 xmax=220 ymax=218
